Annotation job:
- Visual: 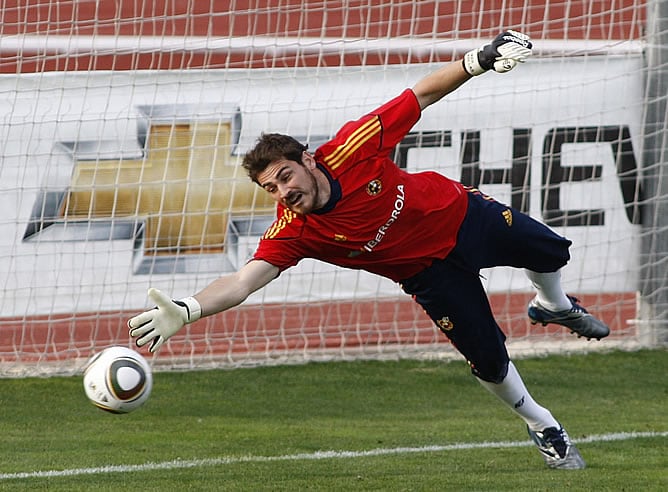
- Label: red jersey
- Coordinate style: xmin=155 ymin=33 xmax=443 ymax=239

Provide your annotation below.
xmin=252 ymin=89 xmax=469 ymax=282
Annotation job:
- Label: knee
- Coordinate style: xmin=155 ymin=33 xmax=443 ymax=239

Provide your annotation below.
xmin=470 ymin=359 xmax=509 ymax=384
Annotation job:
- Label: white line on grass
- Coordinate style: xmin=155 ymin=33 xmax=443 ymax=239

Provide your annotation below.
xmin=1 ymin=431 xmax=666 ymax=480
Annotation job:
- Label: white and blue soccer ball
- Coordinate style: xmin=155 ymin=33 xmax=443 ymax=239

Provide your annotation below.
xmin=83 ymin=346 xmax=153 ymax=414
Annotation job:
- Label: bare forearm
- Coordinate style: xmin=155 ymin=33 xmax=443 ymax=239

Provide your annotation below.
xmin=193 ymin=275 xmax=251 ymax=316
xmin=193 ymin=260 xmax=279 ymax=317
xmin=412 ymin=60 xmax=471 ymax=110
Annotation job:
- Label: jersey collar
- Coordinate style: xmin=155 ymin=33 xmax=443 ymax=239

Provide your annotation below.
xmin=312 ymin=162 xmax=341 ymax=215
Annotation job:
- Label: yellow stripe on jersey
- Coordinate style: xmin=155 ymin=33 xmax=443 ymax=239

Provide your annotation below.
xmin=263 ymin=209 xmax=297 ymax=239
xmin=323 ymin=117 xmax=381 ymax=170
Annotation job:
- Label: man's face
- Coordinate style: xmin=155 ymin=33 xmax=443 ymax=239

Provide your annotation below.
xmin=256 ymin=153 xmax=322 ymax=215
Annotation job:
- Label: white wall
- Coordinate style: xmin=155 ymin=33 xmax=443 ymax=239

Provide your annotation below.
xmin=0 ymin=57 xmax=644 ymax=316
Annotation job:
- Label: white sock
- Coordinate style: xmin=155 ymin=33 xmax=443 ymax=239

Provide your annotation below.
xmin=476 ymin=361 xmax=560 ymax=431
xmin=525 ymin=270 xmax=572 ymax=312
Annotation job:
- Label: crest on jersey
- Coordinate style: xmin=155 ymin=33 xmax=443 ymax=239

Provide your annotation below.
xmin=437 ymin=316 xmax=454 ymax=331
xmin=366 ymin=179 xmax=382 ymax=196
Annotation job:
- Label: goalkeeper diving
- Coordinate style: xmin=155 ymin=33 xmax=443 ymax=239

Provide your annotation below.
xmin=129 ymin=31 xmax=609 ymax=470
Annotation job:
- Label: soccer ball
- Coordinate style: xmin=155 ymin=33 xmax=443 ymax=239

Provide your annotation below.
xmin=83 ymin=346 xmax=153 ymax=414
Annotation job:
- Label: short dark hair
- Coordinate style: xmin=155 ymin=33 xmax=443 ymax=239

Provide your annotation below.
xmin=242 ymin=133 xmax=307 ymax=183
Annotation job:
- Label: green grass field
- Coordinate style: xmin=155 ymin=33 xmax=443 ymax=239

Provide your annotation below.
xmin=1 ymin=349 xmax=666 ymax=491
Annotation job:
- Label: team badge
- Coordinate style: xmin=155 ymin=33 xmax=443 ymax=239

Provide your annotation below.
xmin=366 ymin=179 xmax=382 ymax=196
xmin=437 ymin=316 xmax=454 ymax=331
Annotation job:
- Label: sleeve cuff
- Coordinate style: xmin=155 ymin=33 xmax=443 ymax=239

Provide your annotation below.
xmin=179 ymin=296 xmax=202 ymax=322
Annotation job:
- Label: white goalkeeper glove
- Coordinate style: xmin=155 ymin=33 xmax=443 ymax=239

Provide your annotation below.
xmin=463 ymin=30 xmax=533 ymax=76
xmin=128 ymin=288 xmax=202 ymax=353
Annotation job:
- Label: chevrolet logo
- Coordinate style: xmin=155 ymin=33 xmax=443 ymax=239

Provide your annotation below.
xmin=23 ymin=104 xmax=276 ymax=273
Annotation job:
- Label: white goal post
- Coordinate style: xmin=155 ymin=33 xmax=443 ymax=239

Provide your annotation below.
xmin=0 ymin=1 xmax=665 ymax=376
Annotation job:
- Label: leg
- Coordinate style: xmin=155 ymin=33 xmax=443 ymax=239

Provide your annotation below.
xmin=525 ymin=270 xmax=610 ymax=339
xmin=525 ymin=271 xmax=610 ymax=339
xmin=477 ymin=362 xmax=585 ymax=469
xmin=476 ymin=360 xmax=559 ymax=431
xmin=402 ymin=259 xmax=586 ymax=469
xmin=453 ymin=190 xmax=609 ymax=340
xmin=525 ymin=269 xmax=571 ymax=311
xmin=401 ymin=257 xmax=510 ymax=383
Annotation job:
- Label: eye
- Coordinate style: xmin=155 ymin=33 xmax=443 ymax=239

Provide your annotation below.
xmin=279 ymin=170 xmax=292 ymax=182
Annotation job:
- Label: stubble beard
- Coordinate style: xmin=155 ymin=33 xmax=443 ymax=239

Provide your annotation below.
xmin=287 ymin=167 xmax=321 ymax=215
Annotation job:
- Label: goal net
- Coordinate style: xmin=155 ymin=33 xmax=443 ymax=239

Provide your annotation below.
xmin=1 ymin=1 xmax=665 ymax=376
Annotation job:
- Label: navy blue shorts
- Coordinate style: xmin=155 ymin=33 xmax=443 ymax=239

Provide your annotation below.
xmin=401 ymin=189 xmax=572 ymax=383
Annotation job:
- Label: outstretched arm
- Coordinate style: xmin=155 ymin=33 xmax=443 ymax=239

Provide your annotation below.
xmin=194 ymin=259 xmax=279 ymax=316
xmin=412 ymin=30 xmax=533 ymax=110
xmin=128 ymin=259 xmax=279 ymax=353
xmin=412 ymin=61 xmax=471 ymax=110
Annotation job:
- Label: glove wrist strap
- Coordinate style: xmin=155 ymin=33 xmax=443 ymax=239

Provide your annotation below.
xmin=463 ymin=49 xmax=487 ymax=76
xmin=177 ymin=296 xmax=202 ymax=323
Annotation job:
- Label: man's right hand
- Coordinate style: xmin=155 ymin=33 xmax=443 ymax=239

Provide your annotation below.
xmin=128 ymin=288 xmax=202 ymax=353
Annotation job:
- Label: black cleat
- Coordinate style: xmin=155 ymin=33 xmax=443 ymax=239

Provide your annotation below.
xmin=528 ymin=295 xmax=610 ymax=340
xmin=527 ymin=425 xmax=586 ymax=470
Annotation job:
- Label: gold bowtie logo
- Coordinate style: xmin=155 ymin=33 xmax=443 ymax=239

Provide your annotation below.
xmin=27 ymin=106 xmax=275 ymax=264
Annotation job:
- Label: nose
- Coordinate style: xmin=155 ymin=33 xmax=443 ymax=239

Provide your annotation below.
xmin=277 ymin=183 xmax=290 ymax=201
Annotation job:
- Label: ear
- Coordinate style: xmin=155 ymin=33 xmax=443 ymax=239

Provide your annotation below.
xmin=302 ymin=151 xmax=317 ymax=170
